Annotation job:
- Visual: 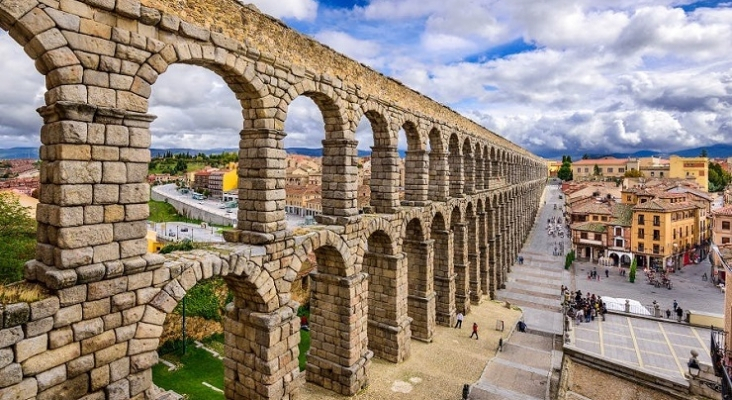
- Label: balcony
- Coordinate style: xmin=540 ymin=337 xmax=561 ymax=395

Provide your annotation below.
xmin=578 ymin=238 xmax=603 ymax=246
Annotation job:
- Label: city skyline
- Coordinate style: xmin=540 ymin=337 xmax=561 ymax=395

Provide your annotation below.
xmin=0 ymin=0 xmax=730 ymax=158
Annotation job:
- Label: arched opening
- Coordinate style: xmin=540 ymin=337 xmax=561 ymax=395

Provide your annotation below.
xmin=428 ymin=128 xmax=447 ymax=201
xmin=357 ymin=111 xmax=399 ymax=214
xmin=401 ymin=121 xmax=428 ymax=205
xmin=462 ymin=138 xmax=475 ymax=194
xmin=404 ymin=218 xmax=434 ymax=341
xmin=364 ymin=229 xmax=410 ymax=363
xmin=0 ymin=31 xmax=45 ymax=284
xmin=305 ymin=244 xmax=370 ymax=395
xmin=448 ymin=134 xmax=462 ymax=197
xmin=283 ymin=96 xmax=327 ymax=220
xmin=431 ymin=212 xmax=455 ymax=326
xmin=451 ymin=206 xmax=469 ymax=314
xmin=477 ymin=199 xmax=489 ymax=299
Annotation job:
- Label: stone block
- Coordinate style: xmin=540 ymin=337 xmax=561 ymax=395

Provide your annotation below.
xmin=36 ymin=373 xmax=88 ymax=400
xmin=53 ymin=247 xmax=93 ymax=270
xmin=35 ymin=364 xmax=66 ymax=392
xmin=128 ymin=369 xmax=152 ymax=396
xmin=114 ymin=324 xmax=136 ymax=343
xmin=48 ymin=326 xmax=73 ymax=349
xmin=0 ymin=348 xmax=11 ymax=369
xmin=92 ymin=242 xmax=120 ymax=263
xmin=109 ymin=356 xmax=130 ymax=382
xmin=0 ymin=363 xmax=22 ymax=388
xmin=134 ymin=323 xmax=162 ymax=339
xmin=80 ymin=329 xmax=115 ymax=355
xmin=67 ymin=353 xmax=94 ymax=377
xmin=15 ymin=333 xmax=47 ymax=362
xmin=72 ymin=317 xmax=104 ymax=341
xmin=101 ymin=162 xmax=127 ymax=184
xmin=122 ymin=305 xmax=144 ymax=325
xmin=119 ymin=239 xmax=147 ymax=258
xmin=111 ymin=292 xmax=135 ymax=312
xmin=90 ymin=365 xmax=110 ymax=391
xmin=104 ymin=204 xmax=125 ymax=223
xmin=3 ymin=303 xmax=30 ymax=328
xmin=94 ymin=342 xmax=127 ymax=367
xmin=24 ymin=317 xmax=53 ymax=339
xmin=53 ymin=304 xmax=82 ymax=328
xmin=130 ymin=351 xmax=157 ymax=372
xmin=83 ymin=298 xmax=111 ymax=320
xmin=76 ymin=263 xmax=106 ymax=283
xmin=124 ymin=204 xmax=148 ymax=221
xmin=21 ymin=342 xmax=80 ymax=376
xmin=58 ymin=284 xmax=87 ymax=306
xmin=0 ymin=378 xmax=37 ymax=400
xmin=30 ymin=297 xmax=59 ymax=321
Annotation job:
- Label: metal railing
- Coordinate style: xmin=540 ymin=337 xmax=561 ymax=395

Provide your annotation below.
xmin=711 ymin=328 xmax=732 ymax=399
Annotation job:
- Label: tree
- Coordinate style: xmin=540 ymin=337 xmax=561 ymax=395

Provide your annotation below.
xmin=700 ymin=149 xmax=708 ymax=158
xmin=593 ymin=164 xmax=602 ymax=176
xmin=582 ymin=154 xmax=590 ymax=160
xmin=629 ymin=258 xmax=637 ymax=283
xmin=0 ymin=192 xmax=36 ymax=283
xmin=708 ymin=162 xmax=731 ymax=192
xmin=557 ymin=161 xmax=573 ymax=181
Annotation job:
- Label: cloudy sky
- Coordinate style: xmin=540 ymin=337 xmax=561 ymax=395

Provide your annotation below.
xmin=1 ymin=0 xmax=731 ymax=159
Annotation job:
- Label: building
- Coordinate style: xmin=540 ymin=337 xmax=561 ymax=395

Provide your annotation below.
xmin=193 ymin=170 xmax=212 ymax=194
xmin=627 ymin=190 xmax=702 ymax=271
xmin=572 ymin=157 xmax=628 ymax=180
xmin=568 ymin=192 xmax=633 ymax=266
xmin=712 ymin=205 xmax=732 ymax=284
xmin=208 ymin=169 xmax=237 ymax=199
xmin=669 ymin=155 xmax=708 ymax=192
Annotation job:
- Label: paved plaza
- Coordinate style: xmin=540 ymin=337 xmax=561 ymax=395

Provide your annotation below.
xmin=568 ymin=313 xmax=712 ymax=384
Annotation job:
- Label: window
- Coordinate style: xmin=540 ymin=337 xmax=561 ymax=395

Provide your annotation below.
xmin=653 ymin=230 xmax=660 ymax=240
xmin=607 ymin=167 xmax=614 ymax=173
xmin=638 ymin=243 xmax=644 ymax=252
xmin=615 ymin=227 xmax=622 ymax=236
xmin=593 ymin=216 xmax=599 ymax=221
xmin=638 ymin=215 xmax=645 ymax=225
xmin=615 ymin=238 xmax=623 ymax=247
xmin=723 ymin=221 xmax=731 ymax=230
xmin=723 ymin=237 xmax=731 ymax=244
xmin=626 ymin=196 xmax=631 ymax=201
xmin=584 ymin=167 xmax=589 ymax=173
xmin=638 ymin=228 xmax=644 ymax=238
xmin=619 ymin=168 xmax=625 ymax=173
xmin=580 ymin=232 xmax=588 ymax=239
xmin=653 ymin=244 xmax=660 ymax=254
xmin=660 ymin=172 xmax=664 ymax=177
xmin=601 ymin=216 xmax=607 ymax=221
xmin=673 ymin=230 xmax=676 ymax=239
xmin=686 ymin=226 xmax=689 ymax=236
xmin=651 ymin=172 xmax=655 ymax=177
xmin=594 ymin=234 xmax=602 ymax=240
xmin=653 ymin=216 xmax=660 ymax=226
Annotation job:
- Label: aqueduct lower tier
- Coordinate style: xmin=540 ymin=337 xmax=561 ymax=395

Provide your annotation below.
xmin=0 ymin=0 xmax=548 ymax=399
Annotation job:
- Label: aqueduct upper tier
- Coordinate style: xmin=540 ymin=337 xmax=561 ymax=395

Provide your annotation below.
xmin=0 ymin=0 xmax=547 ymax=399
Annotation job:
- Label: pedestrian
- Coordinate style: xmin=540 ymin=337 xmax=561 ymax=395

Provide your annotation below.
xmin=676 ymin=306 xmax=683 ymax=322
xmin=673 ymin=300 xmax=678 ymax=311
xmin=665 ymin=308 xmax=671 ymax=319
xmin=605 ymin=268 xmax=609 ymax=278
xmin=470 ymin=322 xmax=479 ymax=340
xmin=455 ymin=312 xmax=464 ymax=329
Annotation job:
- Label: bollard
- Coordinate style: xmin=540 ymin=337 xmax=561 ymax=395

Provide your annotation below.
xmin=462 ymin=384 xmax=470 ymax=399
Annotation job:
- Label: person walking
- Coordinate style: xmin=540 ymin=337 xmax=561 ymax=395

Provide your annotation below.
xmin=676 ymin=306 xmax=683 ymax=322
xmin=470 ymin=322 xmax=479 ymax=340
xmin=673 ymin=300 xmax=678 ymax=311
xmin=455 ymin=312 xmax=464 ymax=329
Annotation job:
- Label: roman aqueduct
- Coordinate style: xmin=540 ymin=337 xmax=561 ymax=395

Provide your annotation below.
xmin=0 ymin=0 xmax=547 ymax=399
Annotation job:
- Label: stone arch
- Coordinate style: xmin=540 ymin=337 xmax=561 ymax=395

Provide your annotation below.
xmin=403 ymin=217 xmax=435 ymax=341
xmin=401 ymin=119 xmax=429 ymax=205
xmin=364 ymin=229 xmax=411 ymax=363
xmin=299 ymin=238 xmax=371 ymax=395
xmin=428 ymin=127 xmax=449 ymax=201
xmin=450 ymin=205 xmax=469 ymax=314
xmin=462 ymin=136 xmax=475 ymax=194
xmin=448 ymin=133 xmax=463 ymax=198
xmin=430 ymin=211 xmax=455 ymax=326
xmin=292 ymin=229 xmax=354 ymax=277
xmin=358 ymin=103 xmax=399 ymax=213
xmin=476 ymin=198 xmax=490 ymax=297
xmin=474 ymin=143 xmax=484 ymax=191
xmin=282 ymin=78 xmax=350 ymax=135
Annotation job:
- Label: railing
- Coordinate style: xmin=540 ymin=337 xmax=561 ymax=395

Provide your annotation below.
xmin=711 ymin=328 xmax=732 ymax=399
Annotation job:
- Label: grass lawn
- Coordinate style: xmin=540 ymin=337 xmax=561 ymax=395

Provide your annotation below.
xmin=153 ymin=345 xmax=224 ymax=400
xmin=148 ymin=200 xmax=199 ymax=224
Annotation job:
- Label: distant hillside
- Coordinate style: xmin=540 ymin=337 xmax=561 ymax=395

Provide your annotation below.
xmin=538 ymin=144 xmax=732 ymax=161
xmin=0 ymin=148 xmax=37 ymax=160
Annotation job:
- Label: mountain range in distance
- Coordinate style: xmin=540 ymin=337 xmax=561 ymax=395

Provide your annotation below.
xmin=1 ymin=145 xmax=731 ymax=161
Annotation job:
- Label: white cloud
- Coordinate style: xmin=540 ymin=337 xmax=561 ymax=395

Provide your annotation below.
xmin=242 ymin=0 xmax=318 ymax=21
xmin=313 ymin=30 xmax=383 ymax=66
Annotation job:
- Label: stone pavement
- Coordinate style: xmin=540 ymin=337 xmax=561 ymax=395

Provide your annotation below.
xmin=470 ymin=184 xmax=568 ymax=400
xmin=573 ymin=257 xmax=724 ymax=315
xmin=567 ymin=313 xmax=712 ymax=384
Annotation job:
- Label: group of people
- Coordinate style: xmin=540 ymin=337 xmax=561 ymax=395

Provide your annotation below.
xmin=454 ymin=312 xmax=480 ymax=340
xmin=563 ymin=287 xmax=608 ymax=324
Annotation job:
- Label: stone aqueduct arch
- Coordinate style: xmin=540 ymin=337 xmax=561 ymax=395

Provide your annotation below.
xmin=0 ymin=1 xmax=547 ymax=399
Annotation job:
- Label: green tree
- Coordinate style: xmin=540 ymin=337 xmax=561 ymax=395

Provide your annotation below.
xmin=629 ymin=258 xmax=637 ymax=283
xmin=0 ymin=192 xmax=36 ymax=283
xmin=700 ymin=148 xmax=708 ymax=157
xmin=708 ymin=162 xmax=731 ymax=192
xmin=582 ymin=154 xmax=590 ymax=160
xmin=593 ymin=164 xmax=602 ymax=176
xmin=557 ymin=161 xmax=573 ymax=181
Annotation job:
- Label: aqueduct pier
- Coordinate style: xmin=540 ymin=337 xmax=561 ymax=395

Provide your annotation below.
xmin=0 ymin=0 xmax=547 ymax=399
